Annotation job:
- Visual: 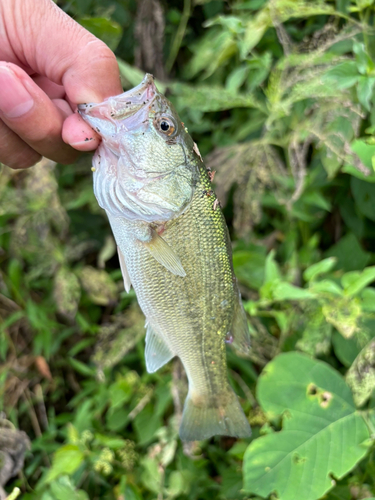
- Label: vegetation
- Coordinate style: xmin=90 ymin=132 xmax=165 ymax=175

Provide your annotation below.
xmin=2 ymin=0 xmax=375 ymax=498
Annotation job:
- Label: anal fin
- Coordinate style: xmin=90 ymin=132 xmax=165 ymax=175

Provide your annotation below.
xmin=143 ymin=229 xmax=186 ymax=277
xmin=145 ymin=322 xmax=174 ymax=373
xmin=230 ymin=282 xmax=251 ymax=354
xmin=117 ymin=246 xmax=132 ymax=293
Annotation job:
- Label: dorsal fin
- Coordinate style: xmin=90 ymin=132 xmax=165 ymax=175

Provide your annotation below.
xmin=143 ymin=228 xmax=186 ymax=277
xmin=145 ymin=323 xmax=174 ymax=373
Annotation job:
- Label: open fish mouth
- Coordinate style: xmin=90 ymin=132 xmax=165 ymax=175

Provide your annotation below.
xmin=78 ymin=73 xmax=157 ymax=127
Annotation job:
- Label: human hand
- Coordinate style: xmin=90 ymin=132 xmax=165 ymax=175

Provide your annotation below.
xmin=0 ymin=0 xmax=123 ymax=169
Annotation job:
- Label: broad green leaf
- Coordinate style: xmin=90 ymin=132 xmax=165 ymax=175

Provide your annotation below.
xmin=323 ymin=61 xmax=359 ymax=89
xmin=351 ymin=176 xmax=375 ymax=221
xmin=361 ymin=287 xmax=375 ymax=312
xmin=272 ymin=282 xmax=316 ymax=301
xmin=351 ymin=140 xmax=375 ymax=169
xmin=78 ymin=17 xmax=122 ymax=51
xmin=353 ymin=42 xmax=373 ymax=75
xmin=325 ymin=233 xmax=371 ymax=272
xmin=309 ymin=280 xmax=343 ymax=296
xmin=140 ymin=457 xmax=163 ymax=494
xmin=322 ymin=297 xmax=361 ymax=338
xmin=342 ymin=266 xmax=375 ymax=296
xmin=232 ymin=251 xmax=266 ymax=290
xmin=226 ymin=65 xmax=249 ymax=92
xmin=243 ymin=353 xmax=370 ymax=500
xmin=332 ymin=330 xmax=362 ymax=368
xmin=187 ymin=29 xmax=237 ymax=78
xmin=303 ymin=257 xmax=337 ymax=282
xmin=167 ymin=470 xmax=192 ymax=498
xmin=45 ymin=445 xmax=85 ymax=483
xmin=117 ymin=59 xmax=166 ymax=94
xmin=296 ymin=307 xmax=332 ymax=356
xmin=49 ymin=476 xmax=88 ymax=500
xmin=357 ymin=77 xmax=375 ymax=111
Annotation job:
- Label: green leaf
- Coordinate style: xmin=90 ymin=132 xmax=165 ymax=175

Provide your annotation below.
xmin=357 ymin=77 xmax=375 ymax=111
xmin=353 ymin=42 xmax=372 ymax=75
xmin=45 ymin=445 xmax=85 ymax=483
xmin=171 ymin=82 xmax=264 ymax=112
xmin=271 ymin=282 xmax=316 ymax=301
xmin=78 ymin=17 xmax=122 ymax=51
xmin=309 ymin=280 xmax=343 ymax=296
xmin=49 ymin=476 xmax=88 ymax=500
xmin=323 ymin=61 xmax=359 ymax=89
xmin=361 ymin=287 xmax=375 ymax=312
xmin=351 ymin=139 xmax=375 ymax=169
xmin=241 ymin=9 xmax=270 ymax=57
xmin=232 ymin=250 xmax=266 ymax=290
xmin=322 ymin=297 xmax=361 ymax=338
xmin=332 ymin=330 xmax=361 ymax=368
xmin=325 ymin=233 xmax=371 ymax=272
xmin=226 ymin=65 xmax=249 ymax=92
xmin=117 ymin=59 xmax=166 ymax=94
xmin=243 ymin=353 xmax=370 ymax=500
xmin=263 ymin=250 xmax=281 ymax=284
xmin=303 ymin=257 xmax=337 ymax=282
xmin=69 ymin=358 xmax=96 ymax=377
xmin=346 ymin=338 xmax=375 ymax=406
xmin=342 ymin=266 xmax=375 ymax=296
xmin=351 ymin=176 xmax=375 ymax=221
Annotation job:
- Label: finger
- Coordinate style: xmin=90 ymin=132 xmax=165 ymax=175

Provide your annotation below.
xmin=0 ymin=119 xmax=41 ymax=169
xmin=62 ymin=113 xmax=101 ymax=151
xmin=9 ymin=0 xmax=123 ymax=104
xmin=0 ymin=62 xmax=80 ymax=164
xmin=32 ymin=75 xmax=65 ymax=100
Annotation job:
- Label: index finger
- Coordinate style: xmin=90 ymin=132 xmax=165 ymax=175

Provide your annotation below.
xmin=6 ymin=0 xmax=123 ymax=105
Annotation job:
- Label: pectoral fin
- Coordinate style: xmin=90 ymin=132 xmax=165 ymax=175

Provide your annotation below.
xmin=143 ymin=229 xmax=186 ymax=277
xmin=117 ymin=246 xmax=132 ymax=293
xmin=230 ymin=284 xmax=251 ymax=354
xmin=145 ymin=322 xmax=174 ymax=373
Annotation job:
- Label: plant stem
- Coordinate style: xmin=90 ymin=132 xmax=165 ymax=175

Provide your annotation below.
xmin=166 ymin=0 xmax=191 ymax=73
xmin=5 ymin=487 xmax=21 ymax=500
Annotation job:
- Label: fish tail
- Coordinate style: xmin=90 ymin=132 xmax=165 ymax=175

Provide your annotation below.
xmin=179 ymin=386 xmax=251 ymax=442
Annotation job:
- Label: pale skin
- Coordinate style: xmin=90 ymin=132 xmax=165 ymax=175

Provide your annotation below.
xmin=0 ymin=0 xmax=123 ymax=169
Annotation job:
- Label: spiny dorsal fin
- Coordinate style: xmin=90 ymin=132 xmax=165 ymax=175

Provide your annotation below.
xmin=230 ymin=283 xmax=251 ymax=354
xmin=143 ymin=229 xmax=186 ymax=277
xmin=117 ymin=246 xmax=132 ymax=293
xmin=145 ymin=322 xmax=174 ymax=373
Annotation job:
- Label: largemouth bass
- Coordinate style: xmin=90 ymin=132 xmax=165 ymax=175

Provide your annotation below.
xmin=78 ymin=74 xmax=251 ymax=442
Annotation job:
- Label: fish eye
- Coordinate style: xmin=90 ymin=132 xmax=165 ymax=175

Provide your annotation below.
xmin=161 ymin=121 xmax=172 ymax=132
xmin=155 ymin=116 xmax=176 ymax=137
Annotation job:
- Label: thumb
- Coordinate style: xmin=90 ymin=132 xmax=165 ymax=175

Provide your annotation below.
xmin=6 ymin=0 xmax=123 ymax=104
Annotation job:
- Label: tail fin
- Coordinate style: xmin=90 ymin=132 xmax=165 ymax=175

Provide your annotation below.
xmin=179 ymin=386 xmax=251 ymax=442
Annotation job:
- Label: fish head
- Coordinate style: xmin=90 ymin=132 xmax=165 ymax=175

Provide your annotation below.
xmin=78 ymin=74 xmax=197 ymax=222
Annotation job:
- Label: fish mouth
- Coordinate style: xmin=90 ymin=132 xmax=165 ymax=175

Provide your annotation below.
xmin=78 ymin=73 xmax=157 ymax=126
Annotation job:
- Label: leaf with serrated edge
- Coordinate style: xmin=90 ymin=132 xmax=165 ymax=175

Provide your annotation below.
xmin=243 ymin=353 xmax=370 ymax=500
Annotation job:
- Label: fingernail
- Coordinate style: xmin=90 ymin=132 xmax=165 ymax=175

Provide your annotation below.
xmin=70 ymin=137 xmax=99 ymax=149
xmin=0 ymin=67 xmax=34 ymax=118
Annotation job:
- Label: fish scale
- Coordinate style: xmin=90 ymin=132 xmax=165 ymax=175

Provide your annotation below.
xmin=79 ymin=74 xmax=251 ymax=441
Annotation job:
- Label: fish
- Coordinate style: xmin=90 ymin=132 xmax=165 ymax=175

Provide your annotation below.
xmin=78 ymin=74 xmax=251 ymax=442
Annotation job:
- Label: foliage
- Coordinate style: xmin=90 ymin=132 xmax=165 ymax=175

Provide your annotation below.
xmin=3 ymin=0 xmax=375 ymax=499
